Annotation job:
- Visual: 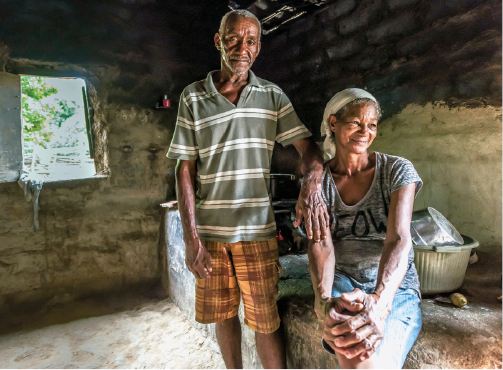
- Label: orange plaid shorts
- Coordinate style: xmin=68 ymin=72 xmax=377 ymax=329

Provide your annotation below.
xmin=195 ymin=238 xmax=282 ymax=334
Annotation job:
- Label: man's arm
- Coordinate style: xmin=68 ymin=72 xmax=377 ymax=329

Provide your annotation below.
xmin=292 ymin=137 xmax=329 ymax=242
xmin=176 ymin=159 xmax=212 ymax=279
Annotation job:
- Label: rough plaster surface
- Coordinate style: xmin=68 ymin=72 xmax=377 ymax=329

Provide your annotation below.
xmin=0 ymin=1 xmax=501 ymax=346
xmin=370 ymin=103 xmax=502 ymax=250
xmin=0 ymin=57 xmax=178 ymax=309
xmin=254 ymin=0 xmax=502 ymax=259
xmin=0 ymin=297 xmax=225 ymax=369
xmin=0 ymin=0 xmax=226 ymax=309
xmin=166 ymin=209 xmax=502 ymax=369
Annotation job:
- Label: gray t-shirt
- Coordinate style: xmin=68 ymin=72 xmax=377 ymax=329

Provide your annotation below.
xmin=321 ymin=152 xmax=423 ymax=297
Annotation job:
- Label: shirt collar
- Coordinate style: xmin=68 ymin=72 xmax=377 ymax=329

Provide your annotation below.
xmin=204 ymin=69 xmax=261 ymax=94
xmin=247 ymin=70 xmax=261 ymax=87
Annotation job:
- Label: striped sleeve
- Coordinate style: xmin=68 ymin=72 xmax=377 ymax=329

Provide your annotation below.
xmin=167 ymin=90 xmax=198 ymax=160
xmin=275 ymin=92 xmax=311 ymax=147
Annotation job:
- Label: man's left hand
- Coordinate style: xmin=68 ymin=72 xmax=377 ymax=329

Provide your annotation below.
xmin=294 ymin=178 xmax=329 ymax=241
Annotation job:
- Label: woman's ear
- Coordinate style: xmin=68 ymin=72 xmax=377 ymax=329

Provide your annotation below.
xmin=328 ymin=114 xmax=337 ymax=133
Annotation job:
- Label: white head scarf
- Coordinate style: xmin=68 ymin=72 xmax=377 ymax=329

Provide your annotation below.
xmin=321 ymin=88 xmax=379 ymax=161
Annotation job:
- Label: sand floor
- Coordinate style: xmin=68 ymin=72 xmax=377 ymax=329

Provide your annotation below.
xmin=0 ymin=298 xmax=225 ymax=369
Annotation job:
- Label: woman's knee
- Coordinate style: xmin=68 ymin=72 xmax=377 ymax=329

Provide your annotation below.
xmin=336 ymin=352 xmax=381 ymax=369
xmin=331 ymin=274 xmax=355 ymax=297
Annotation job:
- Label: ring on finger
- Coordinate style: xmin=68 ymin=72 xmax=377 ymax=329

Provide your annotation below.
xmin=364 ymin=338 xmax=372 ymax=350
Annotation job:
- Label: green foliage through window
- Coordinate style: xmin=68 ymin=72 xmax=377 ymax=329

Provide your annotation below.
xmin=21 ymin=76 xmax=84 ymax=150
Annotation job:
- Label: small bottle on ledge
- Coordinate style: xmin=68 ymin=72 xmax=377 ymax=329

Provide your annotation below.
xmin=163 ymin=95 xmax=171 ymax=108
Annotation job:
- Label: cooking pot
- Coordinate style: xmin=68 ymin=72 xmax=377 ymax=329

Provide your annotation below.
xmin=270 ymin=174 xmax=298 ymax=200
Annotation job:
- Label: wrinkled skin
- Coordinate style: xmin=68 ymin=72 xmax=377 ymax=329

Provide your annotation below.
xmin=329 ymin=103 xmax=378 ymax=156
xmin=176 ymin=14 xmax=327 ymax=370
xmin=184 ymin=235 xmax=213 ymax=280
xmin=323 ymin=290 xmax=386 ymax=363
xmin=293 ymin=139 xmax=330 ymax=242
xmin=214 ymin=14 xmax=261 ymax=76
xmin=306 ymin=102 xmax=417 ymax=368
xmin=214 ymin=15 xmax=329 ymax=242
xmin=176 ymin=160 xmax=213 ymax=280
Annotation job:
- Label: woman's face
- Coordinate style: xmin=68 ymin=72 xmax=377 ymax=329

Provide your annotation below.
xmin=329 ymin=102 xmax=378 ymax=154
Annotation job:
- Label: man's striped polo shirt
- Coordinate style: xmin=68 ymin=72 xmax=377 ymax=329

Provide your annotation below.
xmin=167 ymin=70 xmax=311 ymax=243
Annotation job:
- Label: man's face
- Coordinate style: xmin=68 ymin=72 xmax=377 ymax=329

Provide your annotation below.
xmin=214 ymin=15 xmax=261 ymax=75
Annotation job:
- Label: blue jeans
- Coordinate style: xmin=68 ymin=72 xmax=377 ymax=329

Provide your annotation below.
xmin=323 ymin=273 xmax=422 ymax=369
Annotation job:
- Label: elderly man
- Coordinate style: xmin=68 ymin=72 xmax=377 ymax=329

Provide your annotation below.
xmin=167 ymin=9 xmax=328 ymax=369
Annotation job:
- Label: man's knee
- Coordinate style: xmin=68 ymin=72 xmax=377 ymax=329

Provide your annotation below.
xmin=216 ymin=315 xmax=240 ymax=327
xmin=255 ymin=327 xmax=281 ymax=338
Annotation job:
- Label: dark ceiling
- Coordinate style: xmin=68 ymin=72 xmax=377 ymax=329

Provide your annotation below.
xmin=235 ymin=0 xmax=333 ymax=35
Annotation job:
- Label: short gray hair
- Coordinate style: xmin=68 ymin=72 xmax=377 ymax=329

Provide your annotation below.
xmin=219 ymin=10 xmax=262 ymax=40
xmin=334 ymin=98 xmax=382 ymax=121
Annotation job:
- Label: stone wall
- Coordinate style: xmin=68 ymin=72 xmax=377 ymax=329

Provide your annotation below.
xmin=254 ymin=0 xmax=502 ymax=250
xmin=0 ymin=0 xmax=226 ymax=310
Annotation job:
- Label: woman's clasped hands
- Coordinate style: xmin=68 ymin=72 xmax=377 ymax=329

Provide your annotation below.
xmin=323 ymin=288 xmax=390 ymax=362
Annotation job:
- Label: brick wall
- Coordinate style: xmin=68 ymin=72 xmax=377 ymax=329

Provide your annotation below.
xmin=254 ymin=0 xmax=502 ymax=136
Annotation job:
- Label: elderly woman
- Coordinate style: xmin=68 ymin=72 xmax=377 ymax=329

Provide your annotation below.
xmin=303 ymin=88 xmax=422 ymax=369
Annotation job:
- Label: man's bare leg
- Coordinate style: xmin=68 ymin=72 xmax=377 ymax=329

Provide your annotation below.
xmin=216 ymin=316 xmax=243 ymax=369
xmin=255 ymin=328 xmax=286 ymax=369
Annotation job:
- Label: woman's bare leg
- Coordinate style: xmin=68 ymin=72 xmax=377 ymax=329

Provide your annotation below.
xmin=336 ymin=352 xmax=380 ymax=369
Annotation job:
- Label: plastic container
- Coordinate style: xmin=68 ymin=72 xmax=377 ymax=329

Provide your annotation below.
xmin=413 ymin=235 xmax=478 ymax=295
xmin=411 ymin=207 xmax=464 ymax=246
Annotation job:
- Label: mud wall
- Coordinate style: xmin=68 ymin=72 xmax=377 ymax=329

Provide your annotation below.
xmin=254 ymin=0 xmax=502 ymax=250
xmin=0 ymin=0 xmax=501 ymax=311
xmin=371 ymin=104 xmax=502 ymax=250
xmin=0 ymin=0 xmax=226 ymax=310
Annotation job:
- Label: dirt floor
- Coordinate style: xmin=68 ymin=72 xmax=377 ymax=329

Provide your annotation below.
xmin=0 ymin=296 xmax=225 ymax=369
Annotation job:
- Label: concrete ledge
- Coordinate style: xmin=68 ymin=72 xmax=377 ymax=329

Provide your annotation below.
xmin=165 ymin=209 xmax=502 ymax=369
xmin=43 ymin=175 xmax=108 ymax=189
xmin=276 ymin=253 xmax=502 ymax=369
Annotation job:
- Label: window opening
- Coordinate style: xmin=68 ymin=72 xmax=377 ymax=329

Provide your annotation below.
xmin=20 ymin=76 xmax=96 ymax=181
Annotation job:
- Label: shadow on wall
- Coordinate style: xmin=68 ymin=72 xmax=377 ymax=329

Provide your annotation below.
xmin=253 ymin=0 xmax=502 ymax=252
xmin=370 ymin=102 xmax=502 ymax=251
xmin=254 ymin=0 xmax=502 ymax=136
xmin=0 ymin=54 xmax=176 ymax=311
xmin=0 ymin=0 xmax=232 ymax=309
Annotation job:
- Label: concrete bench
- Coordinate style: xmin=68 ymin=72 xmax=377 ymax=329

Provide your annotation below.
xmin=165 ymin=209 xmax=502 ymax=369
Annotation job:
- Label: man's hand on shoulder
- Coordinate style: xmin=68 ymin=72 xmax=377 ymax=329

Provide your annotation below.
xmin=291 ymin=137 xmax=329 ymax=242
xmin=294 ymin=175 xmax=330 ymax=242
xmin=184 ymin=235 xmax=212 ymax=279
